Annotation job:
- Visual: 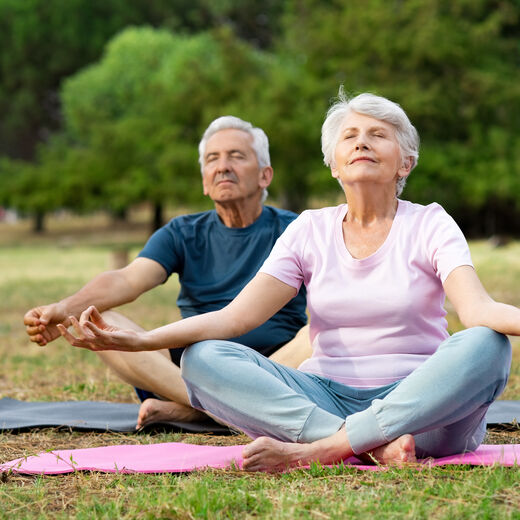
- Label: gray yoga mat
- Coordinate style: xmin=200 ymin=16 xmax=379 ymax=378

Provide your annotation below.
xmin=0 ymin=398 xmax=517 ymax=433
xmin=485 ymin=400 xmax=520 ymax=426
xmin=0 ymin=398 xmax=232 ymax=434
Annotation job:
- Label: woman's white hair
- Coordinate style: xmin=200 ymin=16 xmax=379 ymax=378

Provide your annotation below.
xmin=198 ymin=115 xmax=270 ymax=202
xmin=321 ymin=89 xmax=420 ymax=196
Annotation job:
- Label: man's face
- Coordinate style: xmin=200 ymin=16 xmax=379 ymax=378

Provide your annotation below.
xmin=202 ymin=129 xmax=272 ymax=203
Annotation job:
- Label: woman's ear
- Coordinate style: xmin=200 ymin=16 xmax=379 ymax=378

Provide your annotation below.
xmin=331 ymin=163 xmax=339 ymax=179
xmin=397 ymin=157 xmax=413 ymax=178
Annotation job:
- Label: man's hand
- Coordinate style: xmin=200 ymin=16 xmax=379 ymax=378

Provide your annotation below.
xmin=23 ymin=303 xmax=71 ymax=346
xmin=58 ymin=306 xmax=144 ymax=352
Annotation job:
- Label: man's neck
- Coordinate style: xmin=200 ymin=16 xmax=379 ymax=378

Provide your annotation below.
xmin=214 ymin=199 xmax=264 ymax=228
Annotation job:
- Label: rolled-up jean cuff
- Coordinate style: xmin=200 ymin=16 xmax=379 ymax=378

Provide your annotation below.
xmin=298 ymin=407 xmax=346 ymax=443
xmin=346 ymin=406 xmax=388 ymax=455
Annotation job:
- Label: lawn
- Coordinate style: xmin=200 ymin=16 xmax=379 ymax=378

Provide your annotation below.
xmin=0 ymin=214 xmax=519 ymax=519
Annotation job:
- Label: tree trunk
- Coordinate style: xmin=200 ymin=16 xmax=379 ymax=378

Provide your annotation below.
xmin=111 ymin=207 xmax=128 ymax=223
xmin=33 ymin=211 xmax=45 ymax=233
xmin=152 ymin=202 xmax=164 ymax=231
xmin=280 ymin=188 xmax=307 ymax=214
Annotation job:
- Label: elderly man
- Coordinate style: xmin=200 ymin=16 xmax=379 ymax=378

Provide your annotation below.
xmin=24 ymin=116 xmax=309 ymax=428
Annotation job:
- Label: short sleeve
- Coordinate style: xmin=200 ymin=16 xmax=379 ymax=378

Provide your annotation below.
xmin=137 ymin=223 xmax=182 ymax=278
xmin=259 ymin=211 xmax=310 ymax=290
xmin=421 ymin=204 xmax=473 ymax=283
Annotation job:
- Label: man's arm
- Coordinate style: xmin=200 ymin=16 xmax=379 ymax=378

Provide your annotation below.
xmin=59 ymin=272 xmax=297 ymax=352
xmin=24 ymin=257 xmax=167 ymax=346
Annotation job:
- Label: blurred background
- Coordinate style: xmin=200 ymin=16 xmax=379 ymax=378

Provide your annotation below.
xmin=0 ymin=0 xmax=519 ymax=237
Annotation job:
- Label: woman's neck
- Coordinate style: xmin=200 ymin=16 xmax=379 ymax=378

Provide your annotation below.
xmin=344 ymin=186 xmax=398 ymax=226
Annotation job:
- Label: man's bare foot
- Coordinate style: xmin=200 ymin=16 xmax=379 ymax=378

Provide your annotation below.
xmin=136 ymin=398 xmax=207 ymax=429
xmin=363 ymin=434 xmax=417 ymax=465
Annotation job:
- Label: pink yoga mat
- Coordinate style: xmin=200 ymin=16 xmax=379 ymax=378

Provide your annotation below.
xmin=1 ymin=443 xmax=518 ymax=475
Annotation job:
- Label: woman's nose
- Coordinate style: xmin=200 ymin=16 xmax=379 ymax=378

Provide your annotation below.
xmin=355 ymin=141 xmax=369 ymax=151
xmin=354 ymin=132 xmax=370 ymax=150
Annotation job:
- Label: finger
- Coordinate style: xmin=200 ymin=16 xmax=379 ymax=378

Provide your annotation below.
xmin=57 ymin=323 xmax=78 ymax=345
xmin=28 ymin=333 xmax=47 ymax=346
xmin=38 ymin=314 xmax=50 ymax=325
xmin=83 ymin=322 xmax=117 ymax=348
xmin=40 ymin=328 xmax=56 ymax=343
xmin=79 ymin=306 xmax=96 ymax=326
xmin=57 ymin=323 xmax=94 ymax=350
xmin=83 ymin=320 xmax=107 ymax=337
xmin=89 ymin=307 xmax=108 ymax=329
xmin=23 ymin=312 xmax=41 ymax=326
xmin=25 ymin=325 xmax=43 ymax=335
xmin=69 ymin=316 xmax=88 ymax=340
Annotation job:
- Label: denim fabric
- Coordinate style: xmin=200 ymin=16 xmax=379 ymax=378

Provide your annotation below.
xmin=181 ymin=327 xmax=511 ymax=457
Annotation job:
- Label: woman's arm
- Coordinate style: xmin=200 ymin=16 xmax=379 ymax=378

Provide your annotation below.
xmin=59 ymin=273 xmax=298 ymax=352
xmin=443 ymin=265 xmax=520 ymax=335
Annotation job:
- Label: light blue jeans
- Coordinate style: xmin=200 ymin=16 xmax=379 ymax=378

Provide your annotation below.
xmin=181 ymin=327 xmax=511 ymax=457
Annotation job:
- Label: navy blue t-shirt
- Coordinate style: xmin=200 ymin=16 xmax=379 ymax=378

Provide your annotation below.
xmin=138 ymin=206 xmax=307 ymax=363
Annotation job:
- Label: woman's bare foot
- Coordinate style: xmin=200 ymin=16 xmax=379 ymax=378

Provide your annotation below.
xmin=241 ymin=431 xmax=417 ymax=472
xmin=136 ymin=398 xmax=207 ymax=429
xmin=362 ymin=434 xmax=417 ymax=465
xmin=242 ymin=427 xmax=352 ymax=472
xmin=242 ymin=437 xmax=311 ymax=472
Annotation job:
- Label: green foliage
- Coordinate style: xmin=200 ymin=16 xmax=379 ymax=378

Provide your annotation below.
xmin=280 ymin=0 xmax=520 ymax=230
xmin=56 ymin=27 xmax=276 ymax=219
xmin=0 ymin=0 xmax=163 ymax=160
xmin=2 ymin=0 xmax=520 ymax=232
xmin=0 ymin=0 xmax=285 ymax=161
xmin=227 ymin=56 xmax=329 ymax=210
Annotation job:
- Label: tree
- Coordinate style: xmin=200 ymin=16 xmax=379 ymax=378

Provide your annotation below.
xmin=0 ymin=0 xmax=287 ymax=162
xmin=58 ymin=27 xmax=275 ymax=228
xmin=226 ymin=57 xmax=327 ymax=211
xmin=0 ymin=0 xmax=197 ymax=230
xmin=278 ymin=0 xmax=520 ymax=232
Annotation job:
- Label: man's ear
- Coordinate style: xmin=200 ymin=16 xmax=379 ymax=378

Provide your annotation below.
xmin=259 ymin=166 xmax=274 ymax=188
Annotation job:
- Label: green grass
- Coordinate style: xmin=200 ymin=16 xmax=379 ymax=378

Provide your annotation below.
xmin=0 ymin=216 xmax=519 ymax=518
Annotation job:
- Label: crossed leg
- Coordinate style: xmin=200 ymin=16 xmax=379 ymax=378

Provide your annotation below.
xmin=242 ymin=428 xmax=416 ymax=472
xmin=182 ymin=328 xmax=511 ymax=472
xmin=95 ymin=311 xmax=206 ymax=428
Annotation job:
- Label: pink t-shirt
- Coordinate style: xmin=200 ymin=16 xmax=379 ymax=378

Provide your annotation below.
xmin=260 ymin=200 xmax=473 ymax=388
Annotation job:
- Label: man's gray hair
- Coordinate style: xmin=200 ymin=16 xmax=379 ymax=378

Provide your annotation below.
xmin=198 ymin=116 xmax=270 ymax=202
xmin=198 ymin=116 xmax=271 ymax=171
xmin=321 ymin=89 xmax=420 ymax=196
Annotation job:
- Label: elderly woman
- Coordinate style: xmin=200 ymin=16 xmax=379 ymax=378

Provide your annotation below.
xmin=60 ymin=92 xmax=517 ymax=471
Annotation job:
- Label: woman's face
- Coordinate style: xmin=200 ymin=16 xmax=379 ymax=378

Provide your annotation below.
xmin=331 ymin=111 xmax=410 ymax=191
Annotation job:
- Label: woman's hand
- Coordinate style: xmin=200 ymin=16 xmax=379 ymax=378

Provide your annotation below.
xmin=57 ymin=306 xmax=145 ymax=352
xmin=57 ymin=273 xmax=298 ymax=352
